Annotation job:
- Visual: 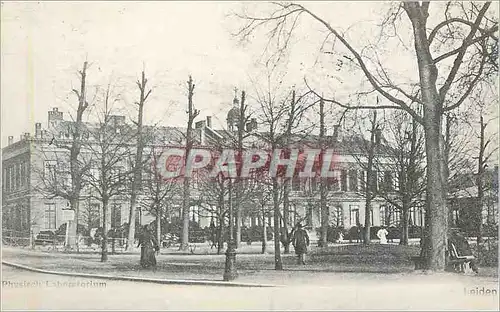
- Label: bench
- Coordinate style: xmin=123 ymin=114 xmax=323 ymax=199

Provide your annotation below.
xmin=447 ymin=242 xmax=475 ymax=273
xmin=410 ymin=242 xmax=475 ymax=273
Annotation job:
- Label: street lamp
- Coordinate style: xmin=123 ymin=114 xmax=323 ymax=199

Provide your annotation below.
xmin=223 ymin=167 xmax=238 ymax=281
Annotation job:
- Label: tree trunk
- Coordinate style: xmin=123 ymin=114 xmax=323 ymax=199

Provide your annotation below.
xmin=180 ymin=76 xmax=197 ymax=251
xmin=181 ymin=178 xmax=190 ymax=250
xmin=126 ymin=71 xmax=148 ymax=251
xmin=424 ymin=119 xmax=448 ymax=271
xmin=101 ymin=198 xmax=109 ymax=262
xmin=67 ymin=61 xmax=88 ymax=250
xmin=476 ymin=115 xmax=486 ymax=263
xmin=156 ymin=205 xmax=162 ymax=250
xmin=405 ymin=1 xmax=448 ymax=272
xmin=67 ymin=198 xmax=79 ymax=249
xmin=318 ymin=98 xmax=328 ymax=248
xmin=319 ymin=180 xmax=328 ymax=247
xmin=235 ymin=187 xmax=242 ymax=249
xmin=400 ymin=206 xmax=410 ymax=246
xmin=272 ymin=178 xmax=283 ymax=270
xmin=364 ymin=111 xmax=377 ymax=245
xmin=127 ymin=198 xmax=138 ymax=250
xmin=217 ymin=181 xmax=225 ymax=255
xmin=282 ymin=178 xmax=291 ymax=253
xmin=262 ymin=206 xmax=267 ymax=254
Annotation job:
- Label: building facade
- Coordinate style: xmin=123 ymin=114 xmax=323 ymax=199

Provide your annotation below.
xmin=2 ymin=102 xmax=427 ymax=242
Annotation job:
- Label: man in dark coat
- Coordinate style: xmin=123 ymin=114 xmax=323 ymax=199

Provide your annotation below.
xmin=448 ymin=228 xmax=479 ymax=273
xmin=137 ymin=224 xmax=160 ymax=269
xmin=292 ymin=223 xmax=310 ymax=265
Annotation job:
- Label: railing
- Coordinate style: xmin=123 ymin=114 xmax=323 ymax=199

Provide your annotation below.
xmin=1 ymin=229 xmax=137 ymax=253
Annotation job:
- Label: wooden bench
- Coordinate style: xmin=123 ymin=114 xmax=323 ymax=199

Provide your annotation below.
xmin=447 ymin=241 xmax=475 ymax=273
xmin=410 ymin=241 xmax=475 ymax=273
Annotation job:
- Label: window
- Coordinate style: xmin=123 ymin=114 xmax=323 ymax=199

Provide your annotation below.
xmin=20 ymin=205 xmax=28 ymax=230
xmin=340 ymin=170 xmax=348 ymax=192
xmin=383 ymin=171 xmax=393 ymax=192
xmin=26 ymin=162 xmax=30 ymax=185
xmin=3 ymin=168 xmax=6 ymax=191
xmin=20 ymin=162 xmax=26 ymax=188
xmin=332 ymin=206 xmax=343 ymax=227
xmin=6 ymin=167 xmax=10 ymax=192
xmin=189 ymin=206 xmax=199 ymax=223
xmin=310 ymin=178 xmax=317 ymax=192
xmin=349 ymin=205 xmax=360 ymax=226
xmin=328 ymin=170 xmax=340 ymax=191
xmin=44 ymin=160 xmax=57 ymax=182
xmin=393 ymin=172 xmax=400 ymax=191
xmin=380 ymin=205 xmax=386 ymax=226
xmin=371 ymin=170 xmax=378 ymax=192
xmin=348 ymin=170 xmax=358 ymax=192
xmin=410 ymin=207 xmax=420 ymax=226
xmin=15 ymin=163 xmax=21 ymax=190
xmin=111 ymin=204 xmax=122 ymax=228
xmin=44 ymin=203 xmax=56 ymax=229
xmin=90 ymin=164 xmax=100 ymax=181
xmin=359 ymin=171 xmax=366 ymax=193
xmin=85 ymin=203 xmax=101 ymax=229
xmin=452 ymin=209 xmax=459 ymax=227
xmin=387 ymin=206 xmax=401 ymax=226
xmin=306 ymin=204 xmax=313 ymax=227
xmin=292 ymin=178 xmax=302 ymax=191
xmin=377 ymin=171 xmax=385 ymax=192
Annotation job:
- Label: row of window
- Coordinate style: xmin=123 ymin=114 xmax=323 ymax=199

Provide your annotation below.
xmin=242 ymin=204 xmax=423 ymax=229
xmin=3 ymin=162 xmax=29 ymax=193
xmin=290 ymin=170 xmax=397 ymax=193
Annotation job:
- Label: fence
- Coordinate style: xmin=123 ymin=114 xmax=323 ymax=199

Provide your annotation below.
xmin=1 ymin=229 xmax=139 ymax=253
xmin=2 ymin=229 xmax=31 ymax=247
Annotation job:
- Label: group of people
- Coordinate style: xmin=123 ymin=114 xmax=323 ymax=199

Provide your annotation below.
xmin=135 ymin=223 xmax=479 ymax=274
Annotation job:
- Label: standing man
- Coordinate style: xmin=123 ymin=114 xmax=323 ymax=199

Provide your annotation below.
xmin=292 ymin=223 xmax=310 ymax=265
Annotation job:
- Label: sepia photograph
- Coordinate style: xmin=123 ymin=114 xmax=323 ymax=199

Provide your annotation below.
xmin=1 ymin=1 xmax=499 ymax=310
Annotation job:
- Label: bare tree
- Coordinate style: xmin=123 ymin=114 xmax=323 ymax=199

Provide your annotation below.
xmin=140 ymin=146 xmax=181 ymax=247
xmin=249 ymin=67 xmax=314 ymax=268
xmin=197 ymin=158 xmax=230 ymax=255
xmin=374 ymin=110 xmax=426 ymax=245
xmin=126 ymin=70 xmax=153 ymax=250
xmin=475 ymin=114 xmax=498 ymax=261
xmin=234 ymin=1 xmax=498 ymax=271
xmin=83 ymin=84 xmax=133 ymax=262
xmin=33 ymin=61 xmax=92 ymax=250
xmin=180 ymin=75 xmax=200 ymax=251
xmin=356 ymin=110 xmax=379 ymax=245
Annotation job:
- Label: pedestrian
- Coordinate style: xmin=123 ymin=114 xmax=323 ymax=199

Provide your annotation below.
xmin=377 ymin=226 xmax=389 ymax=244
xmin=292 ymin=223 xmax=310 ymax=265
xmin=137 ymin=224 xmax=160 ymax=269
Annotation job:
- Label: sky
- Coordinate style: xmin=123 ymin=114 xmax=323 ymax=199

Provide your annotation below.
xmin=1 ymin=1 xmax=498 ymax=156
xmin=0 ymin=1 xmax=389 ymax=146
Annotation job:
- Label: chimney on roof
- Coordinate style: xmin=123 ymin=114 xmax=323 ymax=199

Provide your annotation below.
xmin=48 ymin=107 xmax=63 ymax=125
xmin=375 ymin=128 xmax=382 ymax=145
xmin=195 ymin=120 xmax=206 ymax=129
xmin=206 ymin=116 xmax=212 ymax=128
xmin=24 ymin=132 xmax=31 ymax=140
xmin=35 ymin=123 xmax=42 ymax=138
xmin=8 ymin=136 xmax=13 ymax=145
xmin=247 ymin=118 xmax=257 ymax=132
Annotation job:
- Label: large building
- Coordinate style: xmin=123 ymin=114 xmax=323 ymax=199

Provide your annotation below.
xmin=2 ymin=97 xmax=426 ymax=243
